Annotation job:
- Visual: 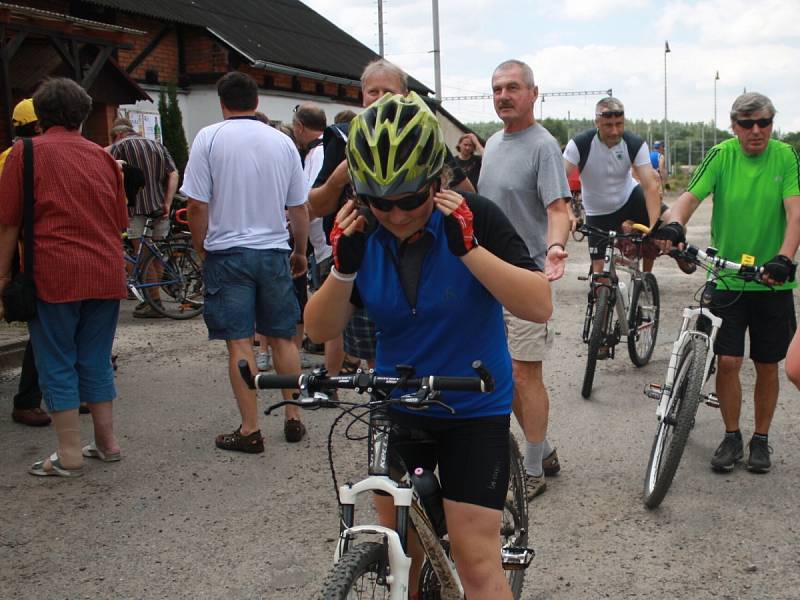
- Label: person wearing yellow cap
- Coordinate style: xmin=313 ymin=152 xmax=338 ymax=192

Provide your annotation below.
xmin=0 ymin=98 xmax=41 ymax=174
xmin=1 ymin=98 xmax=48 ymax=427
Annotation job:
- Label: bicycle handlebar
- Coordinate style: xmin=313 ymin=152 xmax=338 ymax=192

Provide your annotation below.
xmin=577 ymin=223 xmax=650 ymax=240
xmin=238 ymin=359 xmax=494 ymax=394
xmin=669 ymin=245 xmax=767 ymax=280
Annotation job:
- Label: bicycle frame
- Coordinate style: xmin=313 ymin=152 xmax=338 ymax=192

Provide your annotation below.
xmin=124 ymin=217 xmax=178 ymax=301
xmin=583 ymin=231 xmax=643 ymax=347
xmin=653 ymin=307 xmax=721 ymax=422
xmin=334 ymin=407 xmax=464 ymax=600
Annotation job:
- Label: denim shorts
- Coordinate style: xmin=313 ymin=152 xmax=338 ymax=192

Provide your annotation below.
xmin=28 ymin=299 xmax=120 ymax=413
xmin=203 ymin=247 xmax=299 ymax=340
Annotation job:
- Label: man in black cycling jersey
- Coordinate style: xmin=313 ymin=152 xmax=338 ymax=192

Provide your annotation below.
xmin=305 ymin=92 xmax=551 ymax=600
xmin=564 ymin=97 xmax=662 ymax=273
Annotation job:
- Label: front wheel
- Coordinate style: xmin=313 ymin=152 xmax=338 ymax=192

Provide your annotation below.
xmin=503 ymin=433 xmax=529 ymax=598
xmin=628 ymin=272 xmax=660 ymax=366
xmin=320 ymin=542 xmax=391 ymax=599
xmin=643 ymin=337 xmax=707 ymax=509
xmin=582 ymin=286 xmax=611 ymax=399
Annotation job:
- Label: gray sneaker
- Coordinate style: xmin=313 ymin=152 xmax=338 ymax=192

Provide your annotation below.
xmin=524 ymin=473 xmax=547 ymax=501
xmin=710 ymin=435 xmax=743 ymax=472
xmin=746 ymin=437 xmax=772 ymax=473
xmin=255 ymin=351 xmax=271 ymax=372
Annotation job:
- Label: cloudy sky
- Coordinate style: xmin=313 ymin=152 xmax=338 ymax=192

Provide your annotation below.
xmin=304 ymin=0 xmax=800 ymax=133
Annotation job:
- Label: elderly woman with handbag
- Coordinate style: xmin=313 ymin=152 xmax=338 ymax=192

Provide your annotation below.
xmin=0 ymin=78 xmax=128 ymax=477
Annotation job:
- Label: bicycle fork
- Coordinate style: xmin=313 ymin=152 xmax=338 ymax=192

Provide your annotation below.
xmin=644 ymin=308 xmax=722 ymax=419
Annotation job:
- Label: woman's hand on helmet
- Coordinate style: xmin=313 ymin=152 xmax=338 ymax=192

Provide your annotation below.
xmin=330 ymin=200 xmax=369 ymax=275
xmin=435 ymin=190 xmax=477 ymax=257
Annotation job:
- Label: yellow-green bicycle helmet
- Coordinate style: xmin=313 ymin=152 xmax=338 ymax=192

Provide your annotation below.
xmin=347 ymin=91 xmax=446 ymax=197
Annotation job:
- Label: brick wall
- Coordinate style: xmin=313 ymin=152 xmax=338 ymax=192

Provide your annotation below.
xmin=183 ymin=30 xmax=228 ymax=75
xmin=116 ymin=13 xmax=179 ymax=84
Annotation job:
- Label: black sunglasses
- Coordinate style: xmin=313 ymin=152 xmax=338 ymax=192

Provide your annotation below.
xmin=360 ymin=186 xmax=432 ymax=212
xmin=596 ymin=110 xmax=624 ymax=118
xmin=736 ymin=117 xmax=773 ymax=129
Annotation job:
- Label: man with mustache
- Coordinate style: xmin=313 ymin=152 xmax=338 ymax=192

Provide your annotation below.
xmin=653 ymin=92 xmax=800 ymax=474
xmin=478 ymin=59 xmax=571 ymax=500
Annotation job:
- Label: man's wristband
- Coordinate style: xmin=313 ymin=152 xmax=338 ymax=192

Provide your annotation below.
xmin=330 ymin=267 xmax=357 ymax=282
xmin=547 ymin=243 xmax=566 ymax=254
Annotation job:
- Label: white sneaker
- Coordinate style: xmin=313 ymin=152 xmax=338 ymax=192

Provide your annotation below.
xmin=256 ymin=352 xmax=271 ymax=372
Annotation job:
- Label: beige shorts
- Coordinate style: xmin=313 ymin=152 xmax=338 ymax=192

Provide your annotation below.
xmin=503 ymin=309 xmax=554 ymax=362
xmin=128 ymin=215 xmax=170 ymax=239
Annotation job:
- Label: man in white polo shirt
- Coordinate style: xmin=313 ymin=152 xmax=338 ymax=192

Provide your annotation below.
xmin=563 ymin=97 xmax=661 ymax=273
xmin=182 ymin=71 xmax=310 ymax=452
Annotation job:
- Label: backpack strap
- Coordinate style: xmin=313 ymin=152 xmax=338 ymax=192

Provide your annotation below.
xmin=573 ymin=129 xmax=596 ymax=172
xmin=622 ymin=131 xmax=645 ymax=165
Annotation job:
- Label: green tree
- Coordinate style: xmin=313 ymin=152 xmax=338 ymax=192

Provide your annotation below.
xmin=781 ymin=131 xmax=800 ymax=153
xmin=158 ymin=83 xmax=189 ymax=179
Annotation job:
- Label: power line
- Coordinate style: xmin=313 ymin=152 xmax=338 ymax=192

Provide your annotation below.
xmin=442 ymin=89 xmax=613 ymax=101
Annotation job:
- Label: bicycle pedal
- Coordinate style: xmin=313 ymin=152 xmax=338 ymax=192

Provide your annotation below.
xmin=704 ymin=392 xmax=719 ymax=408
xmin=644 ymin=383 xmax=662 ymax=400
xmin=501 ymin=546 xmax=535 ymax=571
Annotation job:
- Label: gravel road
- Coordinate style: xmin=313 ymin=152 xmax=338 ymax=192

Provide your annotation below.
xmin=1 ymin=198 xmax=799 ymax=600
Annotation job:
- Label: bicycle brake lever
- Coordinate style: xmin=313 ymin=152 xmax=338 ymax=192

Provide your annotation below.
xmin=426 ymin=400 xmax=456 ymax=415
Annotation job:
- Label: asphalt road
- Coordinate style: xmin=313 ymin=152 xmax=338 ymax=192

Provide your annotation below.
xmin=1 ymin=198 xmax=799 ymax=599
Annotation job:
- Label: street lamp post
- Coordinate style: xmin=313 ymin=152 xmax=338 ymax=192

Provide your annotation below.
xmin=664 ymin=41 xmax=670 ymax=174
xmin=713 ymin=70 xmax=720 ymax=145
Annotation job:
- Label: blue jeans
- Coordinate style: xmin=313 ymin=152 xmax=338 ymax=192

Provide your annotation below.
xmin=28 ymin=299 xmax=120 ymax=413
xmin=202 ymin=247 xmax=299 ymax=340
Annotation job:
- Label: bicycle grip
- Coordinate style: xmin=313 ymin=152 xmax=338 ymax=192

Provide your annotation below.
xmin=254 ymin=374 xmax=302 ymax=390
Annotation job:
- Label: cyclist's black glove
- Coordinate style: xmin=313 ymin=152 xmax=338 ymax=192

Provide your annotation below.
xmin=443 ymin=200 xmax=478 ymax=257
xmin=763 ymin=254 xmax=796 ymax=284
xmin=330 ymin=221 xmax=366 ymax=275
xmin=650 ymin=221 xmax=686 ymax=246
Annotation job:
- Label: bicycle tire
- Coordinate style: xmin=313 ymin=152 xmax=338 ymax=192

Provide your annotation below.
xmin=581 ymin=286 xmax=611 ymax=399
xmin=627 ymin=272 xmax=660 ymax=367
xmin=319 ymin=541 xmax=390 ymax=599
xmin=140 ymin=241 xmax=204 ymax=320
xmin=643 ymin=337 xmax=707 ymax=509
xmin=417 ymin=433 xmax=529 ymax=600
xmin=504 ymin=433 xmax=528 ymax=598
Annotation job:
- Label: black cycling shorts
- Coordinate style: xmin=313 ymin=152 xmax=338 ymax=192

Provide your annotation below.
xmin=709 ymin=289 xmax=796 ymax=362
xmin=388 ymin=410 xmax=510 ymax=511
xmin=585 ymin=185 xmax=667 ymax=260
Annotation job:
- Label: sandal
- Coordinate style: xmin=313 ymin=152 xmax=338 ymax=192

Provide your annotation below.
xmin=82 ymin=442 xmax=122 ymax=462
xmin=29 ymin=452 xmax=84 ymax=478
xmin=215 ymin=426 xmax=264 ymax=454
xmin=339 ymin=357 xmax=361 ymax=375
xmin=284 ymin=419 xmax=307 ymax=443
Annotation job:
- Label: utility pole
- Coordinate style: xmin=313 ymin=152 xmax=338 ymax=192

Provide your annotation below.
xmin=431 ymin=0 xmax=442 ymax=100
xmin=664 ymin=40 xmax=671 ymax=175
xmin=713 ymin=70 xmax=719 ymax=145
xmin=377 ymin=0 xmax=384 ymax=56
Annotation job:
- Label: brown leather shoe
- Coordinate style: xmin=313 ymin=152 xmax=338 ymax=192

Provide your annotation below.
xmin=12 ymin=407 xmax=52 ymax=427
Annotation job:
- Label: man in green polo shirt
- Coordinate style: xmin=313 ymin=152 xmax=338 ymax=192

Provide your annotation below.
xmin=653 ymin=92 xmax=800 ymax=474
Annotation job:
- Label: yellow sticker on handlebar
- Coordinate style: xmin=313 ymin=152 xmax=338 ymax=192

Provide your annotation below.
xmin=740 ymin=254 xmax=755 ymax=266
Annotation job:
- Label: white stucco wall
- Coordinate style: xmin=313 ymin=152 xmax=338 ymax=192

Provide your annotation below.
xmin=120 ymin=85 xmax=361 ymax=144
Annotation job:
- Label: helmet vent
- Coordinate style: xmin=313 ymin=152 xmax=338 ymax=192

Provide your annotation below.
xmin=355 ymin=131 xmax=374 ymax=171
xmin=381 ymin=101 xmax=398 ymax=124
xmin=395 ymin=133 xmax=417 ymax=168
xmin=377 ymin=128 xmax=391 ymax=177
xmin=364 ymin=107 xmax=378 ymax=131
xmin=418 ymin=133 xmax=434 ymax=168
xmin=396 ymin=104 xmax=416 ymax=132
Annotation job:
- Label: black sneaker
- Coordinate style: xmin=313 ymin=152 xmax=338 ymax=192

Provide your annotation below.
xmin=710 ymin=434 xmax=743 ymax=472
xmin=747 ymin=437 xmax=772 ymax=473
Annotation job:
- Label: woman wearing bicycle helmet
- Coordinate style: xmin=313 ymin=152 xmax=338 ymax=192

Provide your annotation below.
xmin=305 ymin=92 xmax=551 ymax=599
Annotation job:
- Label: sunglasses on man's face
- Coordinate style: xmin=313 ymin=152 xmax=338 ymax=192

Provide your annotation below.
xmin=596 ymin=110 xmax=624 ymax=119
xmin=736 ymin=117 xmax=773 ymax=129
xmin=360 ymin=187 xmax=431 ymax=212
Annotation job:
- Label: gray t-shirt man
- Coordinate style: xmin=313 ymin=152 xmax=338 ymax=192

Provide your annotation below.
xmin=478 ymin=123 xmax=570 ymax=269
